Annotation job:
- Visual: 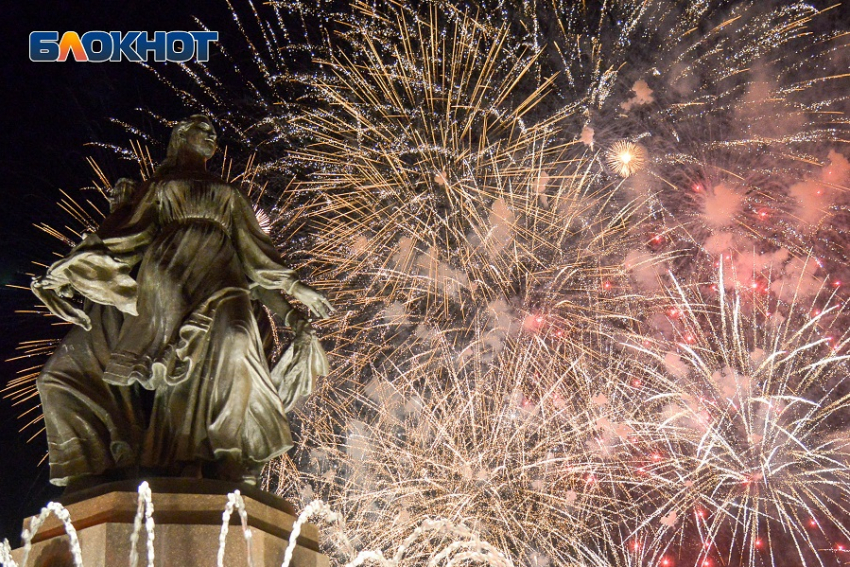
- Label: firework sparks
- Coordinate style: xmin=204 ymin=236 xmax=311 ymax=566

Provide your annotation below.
xmin=607 ymin=141 xmax=648 ymax=178
xmin=6 ymin=0 xmax=850 ymax=565
xmin=626 ymin=268 xmax=850 ymax=566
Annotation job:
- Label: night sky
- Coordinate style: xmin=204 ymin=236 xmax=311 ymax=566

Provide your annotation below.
xmin=0 ymin=0 xmax=241 ymax=544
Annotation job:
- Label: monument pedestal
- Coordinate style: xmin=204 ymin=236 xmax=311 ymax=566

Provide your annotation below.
xmin=9 ymin=479 xmax=328 ymax=567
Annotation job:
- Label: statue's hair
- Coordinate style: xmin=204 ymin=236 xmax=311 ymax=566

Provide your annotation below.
xmin=155 ymin=114 xmax=215 ymax=176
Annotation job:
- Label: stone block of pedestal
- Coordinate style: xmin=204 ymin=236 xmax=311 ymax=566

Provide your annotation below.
xmin=9 ymin=479 xmax=328 ymax=567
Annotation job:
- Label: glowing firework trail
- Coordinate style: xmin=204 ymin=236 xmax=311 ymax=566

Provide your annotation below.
xmin=267 ymin=1 xmax=849 ymax=563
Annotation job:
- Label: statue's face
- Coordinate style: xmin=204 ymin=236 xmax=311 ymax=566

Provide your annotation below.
xmin=181 ymin=119 xmax=217 ymax=159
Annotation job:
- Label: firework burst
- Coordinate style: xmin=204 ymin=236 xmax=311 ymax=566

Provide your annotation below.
xmin=607 ymin=141 xmax=648 ymax=178
xmin=281 ymin=322 xmax=660 ymax=565
xmin=274 ymin=0 xmax=647 ymax=406
xmin=623 ymin=267 xmax=850 ymax=566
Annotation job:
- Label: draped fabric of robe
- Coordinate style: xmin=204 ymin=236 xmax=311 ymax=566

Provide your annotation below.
xmin=94 ymin=173 xmax=302 ymax=467
xmin=36 ymin=301 xmax=143 ymax=485
xmin=35 ymin=171 xmax=325 ymax=485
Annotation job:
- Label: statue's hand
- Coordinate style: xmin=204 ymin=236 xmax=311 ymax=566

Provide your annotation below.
xmin=33 ymin=249 xmax=88 ymax=292
xmin=291 ymin=317 xmax=316 ymax=343
xmin=32 ymin=271 xmax=73 ymax=297
xmin=283 ymin=307 xmax=308 ymax=329
xmin=31 ymin=276 xmax=92 ymax=330
xmin=291 ymin=282 xmax=334 ymax=320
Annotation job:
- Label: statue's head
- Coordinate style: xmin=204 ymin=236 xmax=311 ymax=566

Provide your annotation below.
xmin=166 ymin=114 xmax=217 ymax=161
xmin=109 ymin=178 xmax=137 ymax=212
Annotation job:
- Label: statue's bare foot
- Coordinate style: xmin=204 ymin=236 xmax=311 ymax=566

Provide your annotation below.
xmin=241 ymin=464 xmax=263 ymax=486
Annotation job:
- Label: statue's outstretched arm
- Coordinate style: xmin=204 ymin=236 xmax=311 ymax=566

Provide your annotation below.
xmin=232 ymin=189 xmax=334 ymax=319
xmin=32 ymin=179 xmax=157 ymax=325
xmin=255 ymin=284 xmax=330 ymax=411
xmin=32 ymin=232 xmax=138 ymax=325
xmin=251 ymin=285 xmax=307 ymax=329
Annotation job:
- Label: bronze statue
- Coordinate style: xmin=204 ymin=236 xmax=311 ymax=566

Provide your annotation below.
xmin=32 ymin=115 xmax=331 ymax=490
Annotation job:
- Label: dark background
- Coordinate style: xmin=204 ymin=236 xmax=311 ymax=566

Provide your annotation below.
xmin=0 ymin=0 xmax=848 ymax=550
xmin=0 ymin=0 xmax=240 ymax=544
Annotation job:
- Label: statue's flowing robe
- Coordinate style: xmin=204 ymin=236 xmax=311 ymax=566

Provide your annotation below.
xmin=100 ymin=173 xmax=303 ymax=467
xmin=37 ymin=172 xmax=325 ymax=484
xmin=36 ymin=189 xmax=149 ymax=486
xmin=37 ymin=301 xmax=142 ymax=485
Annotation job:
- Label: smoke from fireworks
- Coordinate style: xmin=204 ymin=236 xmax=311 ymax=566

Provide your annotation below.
xmin=6 ymin=0 xmax=850 ymax=565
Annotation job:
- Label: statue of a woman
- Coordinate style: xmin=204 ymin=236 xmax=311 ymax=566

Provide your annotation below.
xmin=32 ymin=115 xmax=331 ymax=489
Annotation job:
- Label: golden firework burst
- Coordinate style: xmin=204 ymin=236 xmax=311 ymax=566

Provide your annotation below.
xmin=606 ymin=141 xmax=648 ymax=178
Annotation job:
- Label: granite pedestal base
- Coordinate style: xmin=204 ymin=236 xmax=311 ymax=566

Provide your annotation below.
xmin=9 ymin=479 xmax=328 ymax=567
